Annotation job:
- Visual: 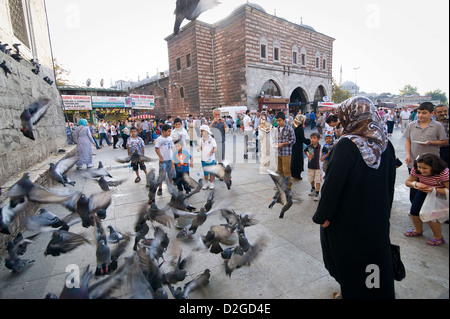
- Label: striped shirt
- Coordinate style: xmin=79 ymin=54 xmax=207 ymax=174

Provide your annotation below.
xmin=411 ymin=167 xmax=449 ymax=188
xmin=277 ymin=124 xmax=296 ymax=157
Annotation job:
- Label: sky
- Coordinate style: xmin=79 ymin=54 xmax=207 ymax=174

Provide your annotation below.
xmin=44 ymin=0 xmax=449 ymax=98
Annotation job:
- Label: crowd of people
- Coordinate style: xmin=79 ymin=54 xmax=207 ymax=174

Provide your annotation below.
xmin=67 ymin=98 xmax=448 ymax=299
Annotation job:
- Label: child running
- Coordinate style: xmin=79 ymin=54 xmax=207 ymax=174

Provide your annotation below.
xmin=126 ymin=126 xmax=148 ymax=183
xmin=155 ymin=124 xmax=176 ymax=195
xmin=404 ymin=153 xmax=449 ymax=246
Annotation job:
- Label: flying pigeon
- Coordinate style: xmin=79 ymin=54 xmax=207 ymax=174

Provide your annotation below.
xmin=48 ymin=156 xmax=77 ymax=187
xmin=97 ymin=176 xmax=124 ymax=191
xmin=4 ymin=235 xmax=36 ymax=274
xmin=202 ymin=162 xmax=232 ymax=190
xmin=147 ymin=168 xmax=166 ymax=205
xmin=19 ymin=98 xmax=51 ymax=140
xmin=224 ymin=235 xmax=267 ymax=277
xmin=83 ymin=161 xmax=112 ymax=179
xmin=162 ymin=250 xmax=190 ymax=285
xmin=173 ymin=0 xmax=221 ymax=35
xmin=61 ymin=190 xmax=113 ymax=228
xmin=198 ymin=224 xmax=236 ymax=254
xmin=169 ymin=268 xmax=211 ymax=299
xmin=1 ymin=60 xmax=12 ymax=77
xmin=24 ymin=207 xmax=78 ymax=232
xmin=44 ymin=229 xmax=90 ymax=257
xmin=0 ymin=197 xmax=28 ymax=234
xmin=268 ymin=170 xmax=293 ymax=219
xmin=106 ymin=225 xmax=124 ymax=243
xmin=115 ymin=150 xmax=154 ymax=166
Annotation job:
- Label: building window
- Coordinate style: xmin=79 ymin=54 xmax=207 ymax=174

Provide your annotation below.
xmin=292 ymin=45 xmax=298 ymax=66
xmin=8 ymin=0 xmax=30 ymax=48
xmin=176 ymin=57 xmax=181 ymax=71
xmin=300 ymin=46 xmax=307 ymax=67
xmin=273 ymin=40 xmax=280 ymax=63
xmin=261 ymin=79 xmax=282 ymax=97
xmin=322 ymin=53 xmax=327 ymax=71
xmin=186 ymin=53 xmax=191 ymax=68
xmin=315 ymin=51 xmax=321 ymax=70
xmin=260 ymin=36 xmax=268 ymax=61
xmin=179 ymin=87 xmax=185 ymax=99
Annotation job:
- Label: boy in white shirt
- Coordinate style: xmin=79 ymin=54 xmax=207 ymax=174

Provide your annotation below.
xmin=170 ymin=117 xmax=189 ymax=148
xmin=155 ymin=123 xmax=176 ymax=195
xmin=198 ymin=125 xmax=217 ymax=190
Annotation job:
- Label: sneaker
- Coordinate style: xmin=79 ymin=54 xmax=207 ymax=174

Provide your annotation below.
xmin=202 ymin=181 xmax=209 ymax=190
xmin=135 ymin=177 xmax=141 ymax=183
xmin=209 ymin=182 xmax=215 ymax=190
xmin=309 ymin=188 xmax=316 ymax=196
xmin=314 ymin=191 xmax=320 ymax=201
xmin=157 ymin=188 xmax=162 ymax=195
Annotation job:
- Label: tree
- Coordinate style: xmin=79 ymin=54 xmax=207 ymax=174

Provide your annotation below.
xmin=332 ymin=78 xmax=352 ymax=103
xmin=53 ymin=58 xmax=70 ymax=86
xmin=399 ymin=84 xmax=418 ymax=96
xmin=425 ymin=89 xmax=448 ymax=105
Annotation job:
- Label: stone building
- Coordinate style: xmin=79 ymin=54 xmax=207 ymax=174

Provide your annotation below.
xmin=165 ymin=2 xmax=334 ymax=118
xmin=0 ymin=0 xmax=67 ymax=183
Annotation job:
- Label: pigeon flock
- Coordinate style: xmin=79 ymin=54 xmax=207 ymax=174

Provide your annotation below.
xmin=0 ymin=145 xmax=292 ymax=299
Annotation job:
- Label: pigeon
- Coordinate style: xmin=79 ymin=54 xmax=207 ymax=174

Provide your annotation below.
xmin=166 ymin=176 xmax=199 ymax=214
xmin=10 ymin=53 xmax=22 ymax=62
xmin=133 ymin=205 xmax=150 ymax=251
xmin=268 ymin=170 xmax=293 ymax=219
xmin=147 ymin=168 xmax=166 ymax=205
xmin=19 ymin=98 xmax=51 ymax=140
xmin=106 ymin=225 xmax=124 ymax=243
xmin=135 ymin=246 xmax=168 ymax=299
xmin=94 ymin=217 xmax=111 ymax=275
xmin=4 ymin=237 xmax=36 ymax=274
xmin=224 ymin=235 xmax=267 ymax=277
xmin=142 ymin=202 xmax=174 ymax=227
xmin=202 ymin=162 xmax=232 ymax=190
xmin=198 ymin=224 xmax=236 ymax=254
xmin=108 ymin=232 xmax=131 ymax=272
xmin=48 ymin=156 xmax=77 ymax=187
xmin=147 ymin=225 xmax=170 ymax=262
xmin=0 ymin=42 xmax=8 ymax=52
xmin=1 ymin=60 xmax=12 ymax=77
xmin=44 ymin=229 xmax=90 ymax=256
xmin=24 ymin=207 xmax=78 ymax=232
xmin=169 ymin=268 xmax=211 ymax=299
xmin=162 ymin=250 xmax=190 ymax=285
xmin=97 ymin=176 xmax=124 ymax=191
xmin=176 ymin=206 xmax=222 ymax=239
xmin=115 ymin=150 xmax=154 ymax=166
xmin=173 ymin=0 xmax=221 ymax=35
xmin=43 ymin=76 xmax=53 ymax=85
xmin=62 ymin=191 xmax=113 ymax=228
xmin=83 ymin=161 xmax=112 ymax=178
xmin=182 ymin=173 xmax=203 ymax=195
xmin=127 ymin=253 xmax=155 ymax=299
xmin=0 ymin=197 xmax=28 ymax=234
xmin=220 ymin=209 xmax=259 ymax=231
xmin=7 ymin=173 xmax=75 ymax=208
xmin=12 ymin=43 xmax=21 ymax=53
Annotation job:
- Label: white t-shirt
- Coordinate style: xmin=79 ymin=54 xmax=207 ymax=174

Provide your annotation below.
xmin=243 ymin=115 xmax=253 ymax=132
xmin=155 ymin=136 xmax=174 ymax=161
xmin=400 ymin=110 xmax=411 ymax=120
xmin=170 ymin=128 xmax=189 ymax=147
xmin=200 ymin=136 xmax=217 ymax=162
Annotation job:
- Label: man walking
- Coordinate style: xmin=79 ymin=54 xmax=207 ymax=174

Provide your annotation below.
xmin=275 ymin=112 xmax=296 ymax=191
xmin=400 ymin=106 xmax=411 ymax=133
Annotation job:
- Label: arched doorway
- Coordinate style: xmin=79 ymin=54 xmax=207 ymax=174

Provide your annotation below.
xmin=258 ymin=79 xmax=289 ymax=112
xmin=313 ymin=85 xmax=327 ymax=112
xmin=290 ymin=87 xmax=308 ymax=114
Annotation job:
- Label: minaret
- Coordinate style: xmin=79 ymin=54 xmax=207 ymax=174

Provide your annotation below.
xmin=340 ymin=65 xmax=343 ymax=85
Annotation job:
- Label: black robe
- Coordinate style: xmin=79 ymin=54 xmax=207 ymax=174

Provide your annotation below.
xmin=290 ymin=125 xmax=310 ymax=179
xmin=312 ymin=138 xmax=396 ymax=299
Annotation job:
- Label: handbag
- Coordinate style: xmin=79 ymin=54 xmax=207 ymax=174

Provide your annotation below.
xmin=391 ymin=244 xmax=406 ymax=281
xmin=419 ymin=188 xmax=449 ymax=223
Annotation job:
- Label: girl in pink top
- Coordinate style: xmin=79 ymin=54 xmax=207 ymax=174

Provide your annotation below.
xmin=404 ymin=153 xmax=449 ymax=246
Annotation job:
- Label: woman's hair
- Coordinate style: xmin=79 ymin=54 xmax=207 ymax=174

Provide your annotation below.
xmin=414 ymin=153 xmax=447 ymax=175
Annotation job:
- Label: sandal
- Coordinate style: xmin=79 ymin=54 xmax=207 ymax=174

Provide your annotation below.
xmin=426 ymin=237 xmax=445 ymax=246
xmin=404 ymin=229 xmax=423 ymax=237
xmin=134 ymin=177 xmax=141 ymax=183
xmin=332 ymin=292 xmax=342 ymax=299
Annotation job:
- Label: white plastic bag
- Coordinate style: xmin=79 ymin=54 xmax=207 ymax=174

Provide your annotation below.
xmin=419 ymin=188 xmax=449 ymax=223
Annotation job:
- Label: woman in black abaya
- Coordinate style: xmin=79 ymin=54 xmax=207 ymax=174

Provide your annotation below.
xmin=312 ymin=96 xmax=396 ymax=299
xmin=290 ymin=114 xmax=310 ymax=180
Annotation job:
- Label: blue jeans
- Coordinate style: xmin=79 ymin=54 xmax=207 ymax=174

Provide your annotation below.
xmin=99 ymin=132 xmax=111 ymax=146
xmin=159 ymin=160 xmax=176 ymax=179
xmin=410 ymin=190 xmax=427 ymax=217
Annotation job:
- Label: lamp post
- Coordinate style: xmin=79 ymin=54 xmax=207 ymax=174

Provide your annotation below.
xmin=353 ymin=67 xmax=360 ymax=96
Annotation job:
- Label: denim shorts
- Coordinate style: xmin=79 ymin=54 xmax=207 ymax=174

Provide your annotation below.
xmin=160 ymin=160 xmax=176 ymax=179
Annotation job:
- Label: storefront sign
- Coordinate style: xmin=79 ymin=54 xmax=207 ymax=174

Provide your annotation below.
xmin=62 ymin=95 xmax=92 ymax=110
xmin=130 ymin=94 xmax=155 ymax=109
xmin=92 ymin=96 xmax=132 ymax=108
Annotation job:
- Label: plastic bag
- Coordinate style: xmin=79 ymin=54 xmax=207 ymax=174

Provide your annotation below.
xmin=419 ymin=188 xmax=449 ymax=223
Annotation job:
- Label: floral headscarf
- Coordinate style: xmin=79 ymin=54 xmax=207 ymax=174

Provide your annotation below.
xmin=293 ymin=114 xmax=306 ymax=128
xmin=338 ymin=96 xmax=388 ymax=169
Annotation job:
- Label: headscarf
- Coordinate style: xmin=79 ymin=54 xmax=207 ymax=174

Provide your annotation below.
xmin=78 ymin=119 xmax=88 ymax=126
xmin=338 ymin=96 xmax=388 ymax=169
xmin=292 ymin=114 xmax=306 ymax=128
